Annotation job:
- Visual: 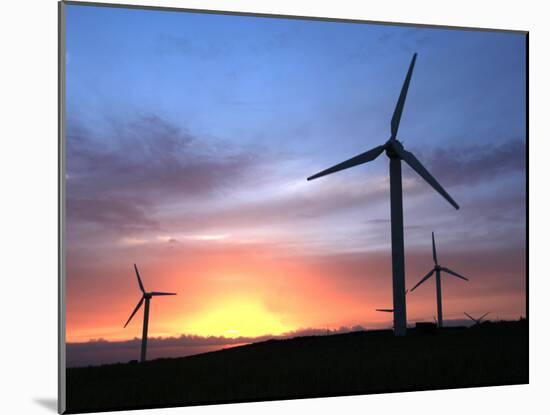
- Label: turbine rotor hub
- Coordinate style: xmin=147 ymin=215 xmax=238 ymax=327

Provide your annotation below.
xmin=385 ymin=139 xmax=404 ymax=159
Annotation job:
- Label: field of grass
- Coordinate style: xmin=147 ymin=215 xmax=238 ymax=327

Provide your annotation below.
xmin=65 ymin=320 xmax=528 ymax=413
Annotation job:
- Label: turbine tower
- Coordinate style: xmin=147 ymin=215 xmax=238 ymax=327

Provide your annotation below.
xmin=464 ymin=312 xmax=490 ymax=326
xmin=307 ymin=54 xmax=459 ymax=336
xmin=123 ymin=264 xmax=176 ymax=362
xmin=410 ymin=232 xmax=468 ymax=328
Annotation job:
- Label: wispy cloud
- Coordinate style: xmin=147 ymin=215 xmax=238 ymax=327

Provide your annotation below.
xmin=66 ymin=114 xmax=262 ymax=234
xmin=414 ymin=138 xmax=525 ymax=188
xmin=67 ymin=326 xmax=366 ymax=367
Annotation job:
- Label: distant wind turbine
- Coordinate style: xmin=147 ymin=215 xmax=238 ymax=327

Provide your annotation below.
xmin=123 ymin=264 xmax=176 ymax=362
xmin=410 ymin=232 xmax=468 ymax=328
xmin=464 ymin=312 xmax=490 ymax=326
xmin=307 ymin=53 xmax=459 ymax=336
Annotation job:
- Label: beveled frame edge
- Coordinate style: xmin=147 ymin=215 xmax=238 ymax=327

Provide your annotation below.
xmin=58 ymin=1 xmax=67 ymax=413
xmin=56 ymin=1 xmax=529 ymax=413
xmin=61 ymin=0 xmax=528 ymax=35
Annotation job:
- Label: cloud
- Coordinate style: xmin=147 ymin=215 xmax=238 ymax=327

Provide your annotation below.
xmin=68 ymin=114 xmax=257 ymax=198
xmin=67 ymin=326 xmax=366 ymax=367
xmin=66 ymin=114 xmax=261 ymax=233
xmin=175 ymin=178 xmax=391 ymax=229
xmin=67 ymin=197 xmax=159 ymax=233
xmin=413 ymin=138 xmax=525 ymax=188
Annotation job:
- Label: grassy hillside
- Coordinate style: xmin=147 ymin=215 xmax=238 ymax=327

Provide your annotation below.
xmin=65 ymin=320 xmax=527 ymax=413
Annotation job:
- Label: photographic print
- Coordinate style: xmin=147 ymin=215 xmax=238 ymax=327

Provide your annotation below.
xmin=59 ymin=1 xmax=528 ymax=413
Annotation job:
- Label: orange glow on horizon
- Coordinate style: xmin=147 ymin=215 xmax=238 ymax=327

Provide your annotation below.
xmin=65 ymin=240 xmax=526 ymax=344
xmin=180 ymin=297 xmax=293 ymax=338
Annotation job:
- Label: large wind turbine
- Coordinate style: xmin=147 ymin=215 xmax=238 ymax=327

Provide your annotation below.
xmin=307 ymin=53 xmax=459 ymax=336
xmin=464 ymin=312 xmax=490 ymax=326
xmin=410 ymin=232 xmax=468 ymax=328
xmin=123 ymin=264 xmax=176 ymax=362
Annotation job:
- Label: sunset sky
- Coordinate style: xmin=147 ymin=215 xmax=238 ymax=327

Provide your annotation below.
xmin=64 ymin=4 xmax=526 ymax=352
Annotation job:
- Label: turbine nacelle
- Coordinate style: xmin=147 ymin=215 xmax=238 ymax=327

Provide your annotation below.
xmin=143 ymin=291 xmax=177 ymax=300
xmin=384 ymin=139 xmax=405 ymax=158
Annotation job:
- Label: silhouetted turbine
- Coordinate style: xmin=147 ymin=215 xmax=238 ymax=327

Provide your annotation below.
xmin=410 ymin=232 xmax=468 ymax=328
xmin=307 ymin=53 xmax=459 ymax=336
xmin=464 ymin=312 xmax=490 ymax=326
xmin=123 ymin=264 xmax=176 ymax=362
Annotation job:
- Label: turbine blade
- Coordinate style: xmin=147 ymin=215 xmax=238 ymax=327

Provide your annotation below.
xmin=464 ymin=312 xmax=476 ymax=322
xmin=394 ymin=146 xmax=459 ymax=210
xmin=479 ymin=312 xmax=490 ymax=321
xmin=376 ymin=309 xmax=394 ymax=313
xmin=432 ymin=232 xmax=438 ymax=265
xmin=124 ymin=297 xmax=144 ymax=328
xmin=441 ymin=267 xmax=468 ymax=281
xmin=410 ymin=269 xmax=435 ymax=292
xmin=134 ymin=264 xmax=145 ymax=293
xmin=307 ymin=145 xmax=385 ymax=181
xmin=391 ymin=53 xmax=417 ymax=138
xmin=150 ymin=292 xmax=177 ymax=296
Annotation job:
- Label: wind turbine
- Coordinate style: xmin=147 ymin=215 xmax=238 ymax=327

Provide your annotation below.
xmin=307 ymin=53 xmax=459 ymax=336
xmin=464 ymin=312 xmax=490 ymax=326
xmin=410 ymin=232 xmax=468 ymax=328
xmin=123 ymin=264 xmax=176 ymax=362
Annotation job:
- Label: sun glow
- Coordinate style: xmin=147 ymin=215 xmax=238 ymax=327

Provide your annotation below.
xmin=182 ymin=298 xmax=292 ymax=338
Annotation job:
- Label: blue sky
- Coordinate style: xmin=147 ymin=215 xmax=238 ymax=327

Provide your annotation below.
xmin=66 ymin=5 xmax=525 ymax=152
xmin=64 ymin=3 xmax=526 ymax=350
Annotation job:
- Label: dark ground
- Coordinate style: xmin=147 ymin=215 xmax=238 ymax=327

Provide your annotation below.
xmin=65 ymin=320 xmax=528 ymax=413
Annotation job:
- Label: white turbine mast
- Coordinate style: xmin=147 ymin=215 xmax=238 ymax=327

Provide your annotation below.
xmin=123 ymin=264 xmax=177 ymax=362
xmin=308 ymin=54 xmax=459 ymax=336
xmin=410 ymin=232 xmax=469 ymax=328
